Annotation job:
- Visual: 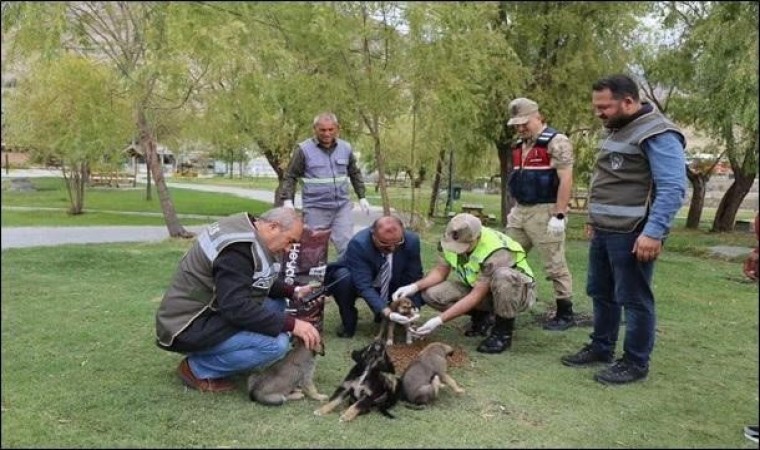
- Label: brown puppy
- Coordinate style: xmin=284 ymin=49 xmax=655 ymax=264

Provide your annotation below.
xmin=247 ymin=337 xmax=327 ymax=406
xmin=401 ymin=342 xmax=465 ymax=406
xmin=376 ymin=297 xmax=418 ymax=346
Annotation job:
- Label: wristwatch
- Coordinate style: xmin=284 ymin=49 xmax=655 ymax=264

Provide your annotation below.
xmin=554 ymin=213 xmax=565 ymax=220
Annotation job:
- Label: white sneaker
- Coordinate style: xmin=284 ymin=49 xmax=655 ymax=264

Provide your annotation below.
xmin=744 ymin=425 xmax=759 ymax=443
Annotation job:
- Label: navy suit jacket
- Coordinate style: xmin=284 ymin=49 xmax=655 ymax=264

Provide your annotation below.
xmin=327 ymin=227 xmax=424 ymax=312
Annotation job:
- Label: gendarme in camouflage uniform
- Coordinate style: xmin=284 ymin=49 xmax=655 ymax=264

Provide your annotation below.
xmin=505 ymin=97 xmax=576 ymax=331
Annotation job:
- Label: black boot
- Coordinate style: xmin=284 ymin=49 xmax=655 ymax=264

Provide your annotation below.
xmin=477 ymin=317 xmax=514 ymax=353
xmin=464 ymin=310 xmax=494 ymax=337
xmin=544 ymin=298 xmax=575 ymax=331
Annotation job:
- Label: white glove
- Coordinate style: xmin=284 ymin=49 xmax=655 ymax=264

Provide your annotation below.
xmin=358 ymin=198 xmax=370 ymax=214
xmin=283 ymin=200 xmax=295 ymax=209
xmin=392 ymin=283 xmax=419 ymax=301
xmin=547 ymin=216 xmax=566 ymax=236
xmin=411 ymin=316 xmax=443 ymax=337
xmin=389 ymin=312 xmax=415 ymax=325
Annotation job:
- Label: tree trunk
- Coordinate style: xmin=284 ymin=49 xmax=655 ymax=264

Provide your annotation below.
xmin=428 ymin=149 xmax=446 ymax=218
xmin=373 ymin=133 xmax=390 ymax=215
xmin=496 ymin=140 xmax=513 ymax=227
xmin=260 ymin=144 xmax=287 ymax=207
xmin=711 ymin=172 xmax=756 ymax=232
xmin=685 ymin=165 xmax=708 ymax=229
xmin=137 ymin=108 xmax=192 ymax=238
xmin=145 ymin=154 xmax=153 ymax=201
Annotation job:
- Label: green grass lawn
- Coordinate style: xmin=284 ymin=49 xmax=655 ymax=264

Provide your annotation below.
xmin=1 ymin=175 xmax=758 ymax=447
xmin=2 ymin=239 xmax=758 ymax=447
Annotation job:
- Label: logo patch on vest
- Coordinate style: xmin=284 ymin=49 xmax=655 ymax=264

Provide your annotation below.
xmin=610 ymin=153 xmax=624 ymax=170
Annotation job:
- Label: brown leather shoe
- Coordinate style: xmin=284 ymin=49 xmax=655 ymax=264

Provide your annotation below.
xmin=177 ymin=358 xmax=236 ymax=392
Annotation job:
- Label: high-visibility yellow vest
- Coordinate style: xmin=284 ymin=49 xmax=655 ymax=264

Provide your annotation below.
xmin=442 ymin=227 xmax=533 ymax=287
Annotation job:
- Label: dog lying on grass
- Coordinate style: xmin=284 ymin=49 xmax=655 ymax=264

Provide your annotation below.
xmin=247 ymin=337 xmax=327 ymax=406
xmin=375 ymin=297 xmax=419 ymax=346
xmin=314 ymin=339 xmax=400 ymax=422
xmin=401 ymin=342 xmax=465 ymax=406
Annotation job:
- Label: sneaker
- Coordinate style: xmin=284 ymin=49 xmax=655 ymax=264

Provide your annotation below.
xmin=464 ymin=313 xmax=494 ymax=337
xmin=561 ymin=344 xmax=613 ymax=367
xmin=177 ymin=358 xmax=235 ymax=392
xmin=543 ymin=314 xmax=576 ymax=331
xmin=476 ymin=333 xmax=512 ymax=353
xmin=744 ymin=425 xmax=759 ymax=443
xmin=594 ymin=358 xmax=648 ymax=385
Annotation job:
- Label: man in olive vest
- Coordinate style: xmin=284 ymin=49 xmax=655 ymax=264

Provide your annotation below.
xmin=505 ymin=97 xmax=576 ymax=332
xmin=280 ymin=112 xmax=371 ymax=259
xmin=395 ymin=213 xmax=536 ymax=353
xmin=155 ymin=207 xmax=322 ymax=392
xmin=561 ymin=74 xmax=686 ymax=385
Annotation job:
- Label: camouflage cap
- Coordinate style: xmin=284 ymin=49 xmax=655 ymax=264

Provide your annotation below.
xmin=440 ymin=213 xmax=482 ymax=254
xmin=507 ymin=97 xmax=540 ymax=126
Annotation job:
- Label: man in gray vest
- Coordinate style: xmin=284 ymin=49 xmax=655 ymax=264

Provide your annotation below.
xmin=561 ymin=74 xmax=686 ymax=385
xmin=280 ymin=112 xmax=370 ymax=258
xmin=155 ymin=207 xmax=322 ymax=392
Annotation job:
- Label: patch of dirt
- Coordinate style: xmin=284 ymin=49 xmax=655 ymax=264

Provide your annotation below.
xmin=533 ymin=308 xmax=593 ymax=327
xmin=386 ymin=340 xmax=470 ymax=374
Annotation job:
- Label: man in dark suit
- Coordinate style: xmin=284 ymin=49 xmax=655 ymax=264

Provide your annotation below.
xmin=324 ymin=215 xmax=424 ymax=338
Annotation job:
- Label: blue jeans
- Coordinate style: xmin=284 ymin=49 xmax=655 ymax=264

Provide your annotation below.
xmin=187 ymin=298 xmax=290 ymax=379
xmin=587 ymin=230 xmax=656 ymax=368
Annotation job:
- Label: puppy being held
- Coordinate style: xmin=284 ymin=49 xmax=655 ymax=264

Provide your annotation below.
xmin=247 ymin=336 xmax=328 ymax=406
xmin=376 ymin=297 xmax=420 ymax=346
xmin=314 ymin=339 xmax=399 ymax=422
xmin=401 ymin=342 xmax=465 ymax=407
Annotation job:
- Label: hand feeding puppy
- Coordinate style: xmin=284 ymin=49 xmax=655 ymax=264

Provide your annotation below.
xmin=376 ymin=297 xmax=420 ymax=346
xmin=247 ymin=336 xmax=328 ymax=406
xmin=314 ymin=339 xmax=400 ymax=422
xmin=401 ymin=342 xmax=465 ymax=406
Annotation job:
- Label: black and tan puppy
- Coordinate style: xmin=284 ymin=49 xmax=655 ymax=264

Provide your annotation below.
xmin=401 ymin=342 xmax=465 ymax=406
xmin=314 ymin=339 xmax=400 ymax=422
xmin=247 ymin=337 xmax=327 ymax=406
xmin=376 ymin=297 xmax=419 ymax=346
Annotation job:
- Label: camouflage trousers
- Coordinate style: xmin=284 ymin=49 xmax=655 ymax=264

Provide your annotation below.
xmin=506 ymin=203 xmax=573 ymax=300
xmin=421 ymin=268 xmax=536 ymax=319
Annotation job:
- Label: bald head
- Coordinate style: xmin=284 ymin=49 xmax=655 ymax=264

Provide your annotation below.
xmin=371 ymin=216 xmax=405 ymax=253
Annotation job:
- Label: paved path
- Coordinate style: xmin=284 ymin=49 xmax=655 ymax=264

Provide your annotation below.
xmin=1 ymin=169 xmax=384 ymax=249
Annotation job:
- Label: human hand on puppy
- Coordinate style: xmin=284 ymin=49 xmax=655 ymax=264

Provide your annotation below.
xmin=392 ymin=283 xmax=419 ymax=300
xmin=411 ymin=316 xmax=443 ymax=337
xmin=292 ymin=319 xmax=321 ymax=351
xmin=293 ymin=285 xmax=315 ymax=299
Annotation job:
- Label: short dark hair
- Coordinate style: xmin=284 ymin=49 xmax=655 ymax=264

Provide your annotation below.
xmin=592 ymin=74 xmax=640 ymax=101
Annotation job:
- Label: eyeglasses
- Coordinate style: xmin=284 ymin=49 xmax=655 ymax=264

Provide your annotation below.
xmin=372 ymin=233 xmax=405 ymax=250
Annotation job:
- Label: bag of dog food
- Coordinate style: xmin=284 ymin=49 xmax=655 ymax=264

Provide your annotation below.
xmin=280 ymin=227 xmax=331 ymax=332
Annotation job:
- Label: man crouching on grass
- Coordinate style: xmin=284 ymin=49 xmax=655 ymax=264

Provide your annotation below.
xmin=154 ymin=207 xmax=321 ymax=392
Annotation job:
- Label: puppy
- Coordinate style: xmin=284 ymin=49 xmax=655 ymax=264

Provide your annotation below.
xmin=247 ymin=337 xmax=328 ymax=406
xmin=314 ymin=339 xmax=400 ymax=422
xmin=376 ymin=297 xmax=419 ymax=346
xmin=401 ymin=342 xmax=465 ymax=406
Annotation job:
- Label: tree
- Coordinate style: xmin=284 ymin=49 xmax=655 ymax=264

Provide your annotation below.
xmin=3 ymin=2 xmax=222 ymax=237
xmin=3 ymin=55 xmax=131 ymax=214
xmin=653 ymin=1 xmax=758 ymax=232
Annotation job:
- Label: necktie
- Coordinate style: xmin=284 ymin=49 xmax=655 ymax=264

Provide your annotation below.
xmin=379 ymin=253 xmax=393 ymax=304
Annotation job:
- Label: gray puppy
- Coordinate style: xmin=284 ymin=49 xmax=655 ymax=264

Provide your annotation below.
xmin=247 ymin=337 xmax=328 ymax=406
xmin=401 ymin=342 xmax=465 ymax=406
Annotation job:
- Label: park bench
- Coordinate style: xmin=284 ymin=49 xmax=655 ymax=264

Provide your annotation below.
xmin=570 ymin=188 xmax=589 ymax=210
xmin=89 ymin=172 xmax=136 ymax=188
xmin=460 ymin=203 xmax=496 ymax=225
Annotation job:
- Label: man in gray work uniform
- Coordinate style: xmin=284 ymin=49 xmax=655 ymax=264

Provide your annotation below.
xmin=280 ymin=112 xmax=371 ymax=258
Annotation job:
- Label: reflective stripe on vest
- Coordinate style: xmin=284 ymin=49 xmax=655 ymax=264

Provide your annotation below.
xmin=588 ymin=109 xmax=685 ymax=232
xmin=442 ymin=227 xmax=534 ymax=287
xmin=299 ymin=138 xmax=353 ymax=208
xmin=508 ymin=127 xmax=560 ymax=205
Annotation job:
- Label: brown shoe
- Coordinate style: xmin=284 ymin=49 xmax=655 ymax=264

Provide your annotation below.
xmin=177 ymin=358 xmax=236 ymax=392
